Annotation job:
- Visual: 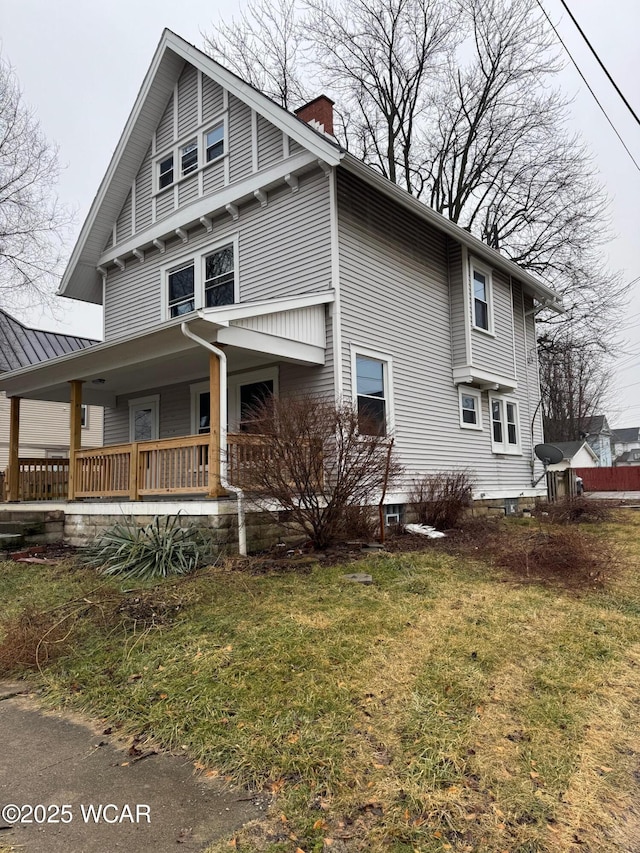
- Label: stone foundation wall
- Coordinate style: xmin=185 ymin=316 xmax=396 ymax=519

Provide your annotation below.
xmin=63 ymin=505 xmax=297 ymax=554
xmin=0 ymin=509 xmax=65 ymax=544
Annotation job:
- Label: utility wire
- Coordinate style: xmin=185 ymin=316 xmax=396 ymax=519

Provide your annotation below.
xmin=535 ymin=0 xmax=640 ymax=172
xmin=557 ymin=0 xmax=640 ymax=127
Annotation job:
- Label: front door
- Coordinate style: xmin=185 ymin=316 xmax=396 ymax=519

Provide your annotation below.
xmin=129 ymin=396 xmax=159 ymax=442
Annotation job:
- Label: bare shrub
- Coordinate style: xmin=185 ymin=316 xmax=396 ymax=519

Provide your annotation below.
xmin=408 ymin=471 xmax=475 ymax=530
xmin=241 ymin=394 xmax=403 ymax=549
xmin=534 ymin=497 xmax=612 ymax=525
xmin=0 ymin=606 xmax=75 ymax=675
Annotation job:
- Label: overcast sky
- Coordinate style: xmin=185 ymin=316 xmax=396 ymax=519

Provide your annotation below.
xmin=1 ymin=0 xmax=639 ymax=426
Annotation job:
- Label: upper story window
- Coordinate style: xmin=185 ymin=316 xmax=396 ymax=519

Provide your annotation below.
xmin=163 ymin=239 xmax=238 ymax=320
xmin=471 ymin=261 xmax=494 ymax=334
xmin=352 ymin=347 xmax=394 ymax=437
xmin=180 ymin=140 xmax=198 ymax=177
xmin=155 ymin=116 xmax=227 ymax=193
xmin=458 ymin=386 xmax=482 ymax=430
xmin=158 ymin=155 xmax=174 ymax=190
xmin=489 ymin=395 xmax=520 ymax=454
xmin=205 ymin=123 xmax=224 ymax=162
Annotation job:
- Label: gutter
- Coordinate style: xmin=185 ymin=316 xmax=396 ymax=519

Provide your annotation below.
xmin=180 ymin=321 xmax=247 ymax=556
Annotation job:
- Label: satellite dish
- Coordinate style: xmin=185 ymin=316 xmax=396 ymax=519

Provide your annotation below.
xmin=534 ymin=443 xmax=564 ymax=465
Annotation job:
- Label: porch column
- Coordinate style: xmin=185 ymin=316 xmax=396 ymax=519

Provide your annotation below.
xmin=68 ymin=380 xmax=83 ymax=500
xmin=208 ymin=352 xmax=224 ymax=497
xmin=7 ymin=396 xmax=21 ymax=502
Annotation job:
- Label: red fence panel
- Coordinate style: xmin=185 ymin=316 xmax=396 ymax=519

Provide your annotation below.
xmin=576 ymin=467 xmax=640 ymax=491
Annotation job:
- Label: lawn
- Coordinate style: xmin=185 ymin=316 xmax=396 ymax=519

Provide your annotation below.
xmin=1 ymin=512 xmax=640 ymax=852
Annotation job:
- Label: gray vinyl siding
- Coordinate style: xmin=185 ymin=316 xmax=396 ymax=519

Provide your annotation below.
xmin=337 ymin=170 xmax=537 ymax=496
xmin=228 ymin=95 xmax=253 ymax=184
xmin=104 ymin=169 xmax=331 ymax=339
xmin=177 ymin=64 xmax=198 ymax=138
xmin=135 ymin=146 xmax=153 ymax=232
xmin=115 ymin=189 xmax=133 ymax=243
xmin=179 ymin=174 xmax=199 ymax=206
xmin=202 ymin=160 xmax=225 ymax=195
xmin=257 ymin=115 xmax=282 ymax=170
xmin=470 ymin=266 xmax=516 ymax=377
xmin=289 ymin=138 xmax=304 ymax=156
xmin=156 ymin=189 xmax=175 ymax=220
xmin=202 ymin=75 xmax=224 ymax=123
xmin=448 ymin=240 xmax=466 ymax=367
xmin=155 ymin=94 xmax=175 ymax=153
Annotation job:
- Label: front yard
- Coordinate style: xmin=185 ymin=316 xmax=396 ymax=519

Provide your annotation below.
xmin=1 ymin=512 xmax=640 ymax=852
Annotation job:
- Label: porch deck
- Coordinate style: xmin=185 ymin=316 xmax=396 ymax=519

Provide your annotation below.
xmin=6 ymin=434 xmax=269 ymax=502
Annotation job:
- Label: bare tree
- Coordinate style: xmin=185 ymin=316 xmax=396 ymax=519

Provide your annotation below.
xmin=202 ymin=0 xmax=309 ymax=109
xmin=240 ymin=394 xmax=402 ymax=549
xmin=0 ymin=55 xmax=70 ymax=309
xmin=538 ymin=333 xmax=611 ymax=443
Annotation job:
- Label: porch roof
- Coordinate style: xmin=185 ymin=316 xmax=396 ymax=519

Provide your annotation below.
xmin=0 ymin=292 xmax=333 ymax=406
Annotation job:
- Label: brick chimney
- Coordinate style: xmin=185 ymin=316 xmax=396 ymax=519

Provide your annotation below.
xmin=294 ymin=95 xmax=335 ymax=137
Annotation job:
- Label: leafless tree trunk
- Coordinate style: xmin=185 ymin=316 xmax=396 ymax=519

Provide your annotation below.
xmin=0 ymin=55 xmax=71 ymax=309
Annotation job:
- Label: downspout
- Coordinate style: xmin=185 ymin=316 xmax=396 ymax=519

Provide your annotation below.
xmin=180 ymin=321 xmax=247 ymax=556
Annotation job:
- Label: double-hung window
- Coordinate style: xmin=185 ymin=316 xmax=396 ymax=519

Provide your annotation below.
xmin=352 ymin=348 xmax=393 ymax=437
xmin=204 ymin=245 xmax=235 ymax=307
xmin=158 ymin=155 xmax=174 ymax=190
xmin=205 ymin=123 xmax=224 ymax=162
xmin=164 ymin=239 xmax=237 ymax=319
xmin=167 ymin=262 xmax=196 ymax=317
xmin=180 ymin=140 xmax=198 ymax=177
xmin=471 ymin=261 xmax=493 ymax=333
xmin=459 ymin=386 xmax=482 ymax=430
xmin=489 ymin=396 xmax=520 ymax=454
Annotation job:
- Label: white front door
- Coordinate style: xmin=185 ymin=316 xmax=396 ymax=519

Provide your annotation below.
xmin=129 ymin=395 xmax=159 ymax=442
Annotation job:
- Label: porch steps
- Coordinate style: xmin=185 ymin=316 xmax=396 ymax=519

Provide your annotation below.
xmin=0 ymin=511 xmax=52 ymax=550
xmin=0 ymin=533 xmax=23 ymax=549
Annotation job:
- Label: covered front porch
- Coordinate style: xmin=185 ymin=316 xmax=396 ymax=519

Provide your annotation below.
xmin=1 ymin=293 xmax=332 ymax=503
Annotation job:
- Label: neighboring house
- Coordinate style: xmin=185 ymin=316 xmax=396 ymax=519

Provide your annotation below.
xmin=615 ymin=449 xmax=640 ymax=467
xmin=545 ymin=440 xmax=599 ymax=472
xmin=612 ymin=427 xmax=640 ymax=461
xmin=579 ymin=415 xmax=613 ymax=467
xmin=0 ymin=309 xmax=103 ymax=469
xmin=0 ymin=30 xmax=562 ymax=531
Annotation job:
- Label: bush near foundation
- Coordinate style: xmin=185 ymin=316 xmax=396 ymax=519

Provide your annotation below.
xmin=408 ymin=471 xmax=475 ymax=530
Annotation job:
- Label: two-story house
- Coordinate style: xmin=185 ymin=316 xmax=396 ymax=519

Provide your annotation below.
xmin=0 ymin=30 xmax=562 ymax=548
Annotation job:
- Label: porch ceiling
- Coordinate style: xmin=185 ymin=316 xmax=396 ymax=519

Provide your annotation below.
xmin=0 ymin=294 xmax=331 ymax=405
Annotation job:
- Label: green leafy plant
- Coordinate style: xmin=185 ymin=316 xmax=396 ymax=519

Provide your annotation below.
xmin=83 ymin=515 xmax=214 ymax=580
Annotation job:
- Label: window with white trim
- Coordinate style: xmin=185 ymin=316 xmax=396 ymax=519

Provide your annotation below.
xmin=81 ymin=404 xmax=88 ymax=429
xmin=471 ymin=261 xmax=493 ymax=333
xmin=164 ymin=239 xmax=237 ymax=319
xmin=489 ymin=395 xmax=520 ymax=454
xmin=458 ymin=386 xmax=482 ymax=430
xmin=129 ymin=396 xmax=160 ymax=443
xmin=352 ymin=348 xmax=393 ymax=437
xmin=155 ymin=117 xmax=226 ymax=192
xmin=205 ymin=122 xmax=224 ymax=162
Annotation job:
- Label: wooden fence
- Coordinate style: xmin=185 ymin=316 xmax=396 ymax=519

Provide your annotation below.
xmin=576 ymin=467 xmax=640 ymax=492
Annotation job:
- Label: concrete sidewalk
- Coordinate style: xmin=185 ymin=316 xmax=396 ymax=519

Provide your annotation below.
xmin=0 ymin=683 xmax=265 ymax=852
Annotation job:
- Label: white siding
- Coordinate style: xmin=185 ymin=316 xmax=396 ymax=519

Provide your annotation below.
xmin=115 ymin=189 xmax=133 ymax=243
xmin=177 ymin=64 xmax=198 ymax=138
xmin=228 ymin=95 xmax=253 ymax=184
xmin=257 ymin=115 xmax=283 ymax=170
xmin=155 ymin=93 xmax=175 ymax=152
xmin=470 ymin=266 xmax=516 ymax=378
xmin=202 ymin=75 xmax=224 ymax=123
xmin=135 ymin=146 xmax=153 ymax=233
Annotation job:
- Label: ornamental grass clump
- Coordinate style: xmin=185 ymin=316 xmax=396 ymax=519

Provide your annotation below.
xmin=84 ymin=515 xmax=214 ymax=581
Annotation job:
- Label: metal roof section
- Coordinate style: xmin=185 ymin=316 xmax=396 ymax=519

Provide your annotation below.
xmin=0 ymin=309 xmax=97 ymax=373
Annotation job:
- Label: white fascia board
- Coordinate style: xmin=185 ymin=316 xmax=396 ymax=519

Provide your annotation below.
xmin=216 ymin=325 xmax=325 ymax=364
xmin=342 ymin=156 xmax=563 ymax=312
xmin=98 ymin=151 xmax=319 ymax=266
xmin=198 ymin=290 xmax=334 ymax=323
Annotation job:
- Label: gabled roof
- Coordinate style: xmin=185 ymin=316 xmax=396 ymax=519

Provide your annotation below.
xmin=616 ymin=449 xmax=640 ymax=464
xmin=0 ymin=309 xmax=97 ymax=373
xmin=552 ymin=440 xmax=599 ymax=462
xmin=612 ymin=427 xmax=640 ymax=444
xmin=59 ymin=29 xmax=563 ymax=314
xmin=580 ymin=415 xmax=611 ymax=436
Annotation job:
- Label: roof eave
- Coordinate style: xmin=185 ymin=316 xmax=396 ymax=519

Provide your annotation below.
xmin=341 ymin=155 xmax=563 ymax=313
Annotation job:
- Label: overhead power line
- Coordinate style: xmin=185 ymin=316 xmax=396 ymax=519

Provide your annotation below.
xmin=535 ymin=0 xmax=640 ymax=172
xmin=557 ymin=0 xmax=640 ymax=128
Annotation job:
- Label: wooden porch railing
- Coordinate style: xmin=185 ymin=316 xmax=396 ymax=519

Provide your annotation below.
xmin=6 ymin=433 xmax=321 ymax=501
xmin=3 ymin=458 xmax=71 ymax=502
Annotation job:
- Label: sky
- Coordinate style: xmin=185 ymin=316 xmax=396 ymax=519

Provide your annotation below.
xmin=1 ymin=0 xmax=639 ymax=426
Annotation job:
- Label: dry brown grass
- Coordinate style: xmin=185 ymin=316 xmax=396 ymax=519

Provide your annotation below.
xmin=0 ymin=605 xmax=78 ymax=675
